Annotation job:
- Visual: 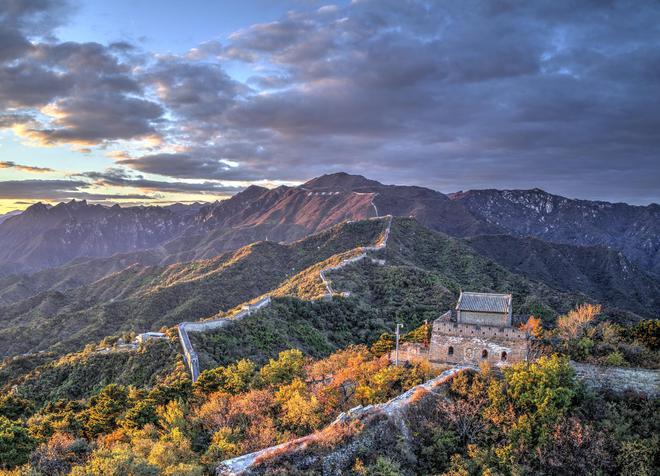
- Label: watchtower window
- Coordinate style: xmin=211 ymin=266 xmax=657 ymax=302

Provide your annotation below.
xmin=448 ymin=346 xmax=454 ymax=356
xmin=481 ymin=349 xmax=488 ymax=359
xmin=501 ymin=351 xmax=507 ymax=361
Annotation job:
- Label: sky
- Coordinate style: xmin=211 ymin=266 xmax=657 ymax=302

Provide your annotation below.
xmin=0 ymin=0 xmax=659 ymax=213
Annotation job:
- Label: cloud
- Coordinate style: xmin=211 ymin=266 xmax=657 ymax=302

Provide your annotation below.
xmin=117 ymin=152 xmax=264 ymax=181
xmin=0 ymin=179 xmax=152 ymax=201
xmin=1 ymin=0 xmax=660 ymax=204
xmin=0 ymin=4 xmax=163 ymax=146
xmin=75 ymin=168 xmax=243 ymax=194
xmin=0 ymin=161 xmax=53 ymax=173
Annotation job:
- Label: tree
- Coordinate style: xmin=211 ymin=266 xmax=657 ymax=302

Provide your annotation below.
xmin=366 ymin=456 xmax=403 ymax=476
xmin=0 ymin=416 xmax=35 ymax=469
xmin=520 ymin=316 xmax=544 ymax=361
xmin=30 ymin=432 xmax=89 ymax=476
xmin=485 ymin=355 xmax=578 ymax=470
xmin=122 ymin=400 xmax=158 ymax=430
xmin=196 ymin=359 xmax=258 ymax=395
xmin=275 ymin=378 xmax=322 ymax=435
xmin=223 ymin=359 xmax=257 ymax=394
xmin=69 ymin=446 xmax=158 ymax=476
xmin=194 ymin=367 xmax=225 ymax=394
xmin=370 ymin=333 xmax=395 ymax=357
xmin=617 ymin=438 xmax=657 ymax=476
xmin=85 ymin=385 xmax=130 ymax=437
xmin=0 ymin=394 xmax=34 ymax=421
xmin=556 ymin=304 xmax=601 ymax=340
xmin=259 ymin=349 xmax=306 ymax=386
xmin=520 ymin=316 xmax=543 ymax=339
xmin=631 ymin=320 xmax=659 ymax=351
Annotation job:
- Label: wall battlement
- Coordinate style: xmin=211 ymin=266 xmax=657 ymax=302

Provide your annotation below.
xmin=432 ymin=320 xmax=527 ymax=340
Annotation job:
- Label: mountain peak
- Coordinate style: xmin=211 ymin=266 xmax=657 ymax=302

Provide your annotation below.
xmin=230 ymin=184 xmax=269 ymax=203
xmin=24 ymin=202 xmax=50 ymax=215
xmin=302 ymin=172 xmax=383 ymax=191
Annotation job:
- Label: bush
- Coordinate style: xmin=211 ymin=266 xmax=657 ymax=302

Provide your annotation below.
xmin=0 ymin=416 xmax=35 ymax=469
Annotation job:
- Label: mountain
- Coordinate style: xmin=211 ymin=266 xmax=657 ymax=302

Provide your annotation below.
xmin=0 ymin=200 xmax=192 ymax=276
xmin=4 ymin=215 xmax=653 ymax=362
xmin=0 ymin=210 xmax=21 ymax=224
xmin=0 ymin=173 xmax=657 ymax=319
xmin=465 ymin=234 xmax=660 ymax=316
xmin=0 ymin=219 xmax=390 ymax=357
xmin=0 ymin=173 xmax=495 ymax=278
xmin=451 ymin=188 xmax=660 ymax=277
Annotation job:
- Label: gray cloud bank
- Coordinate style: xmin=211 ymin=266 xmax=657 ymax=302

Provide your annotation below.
xmin=1 ymin=0 xmax=659 ymax=204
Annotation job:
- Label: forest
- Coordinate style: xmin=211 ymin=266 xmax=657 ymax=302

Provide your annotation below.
xmin=0 ymin=304 xmax=657 ymax=475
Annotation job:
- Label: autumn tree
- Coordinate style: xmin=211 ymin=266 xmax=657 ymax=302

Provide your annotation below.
xmin=30 ymin=432 xmax=89 ymax=476
xmin=520 ymin=315 xmax=544 ymax=361
xmin=275 ymin=378 xmax=323 ymax=435
xmin=370 ymin=333 xmax=395 ymax=357
xmin=556 ymin=303 xmax=601 ymax=340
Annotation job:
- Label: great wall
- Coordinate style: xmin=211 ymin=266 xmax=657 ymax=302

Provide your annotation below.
xmin=217 ymin=365 xmax=468 ymax=475
xmin=177 ymin=213 xmax=392 ymax=382
xmin=215 ymin=358 xmax=659 ymax=475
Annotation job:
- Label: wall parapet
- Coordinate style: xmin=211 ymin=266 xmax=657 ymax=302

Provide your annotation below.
xmin=570 ymin=361 xmax=660 ymax=397
xmin=432 ymin=319 xmax=527 ymax=340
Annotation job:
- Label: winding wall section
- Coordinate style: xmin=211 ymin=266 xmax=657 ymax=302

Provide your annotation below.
xmin=178 ymin=215 xmax=392 ymax=382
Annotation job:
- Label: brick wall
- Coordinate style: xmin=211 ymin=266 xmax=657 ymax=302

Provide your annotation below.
xmin=458 ymin=310 xmax=510 ymax=326
xmin=570 ymin=361 xmax=660 ymax=397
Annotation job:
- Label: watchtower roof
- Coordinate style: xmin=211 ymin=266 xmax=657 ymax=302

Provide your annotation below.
xmin=456 ymin=292 xmax=512 ymax=314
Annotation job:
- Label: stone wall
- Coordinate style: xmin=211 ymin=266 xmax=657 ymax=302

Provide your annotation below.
xmin=217 ymin=366 xmax=468 ymax=475
xmin=432 ymin=321 xmax=527 ymax=340
xmin=570 ymin=361 xmax=660 ymax=397
xmin=393 ymin=342 xmax=429 ymax=364
xmin=425 ymin=320 xmax=528 ymax=367
xmin=458 ymin=310 xmax=510 ymax=327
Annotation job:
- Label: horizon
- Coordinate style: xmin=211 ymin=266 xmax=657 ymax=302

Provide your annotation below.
xmin=5 ymin=171 xmax=658 ymax=216
xmin=1 ymin=0 xmax=660 ymax=213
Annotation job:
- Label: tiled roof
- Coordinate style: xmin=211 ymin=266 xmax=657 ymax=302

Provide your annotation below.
xmin=456 ymin=292 xmax=511 ymax=313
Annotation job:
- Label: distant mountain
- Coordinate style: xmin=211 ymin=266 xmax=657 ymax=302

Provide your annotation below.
xmin=0 ymin=210 xmax=21 ymax=224
xmin=0 ymin=173 xmax=657 ymax=319
xmin=0 ymin=173 xmax=496 ymax=278
xmin=451 ymin=188 xmax=660 ymax=277
xmin=466 ymin=234 xmax=660 ymax=316
xmin=0 ymin=200 xmax=192 ymax=276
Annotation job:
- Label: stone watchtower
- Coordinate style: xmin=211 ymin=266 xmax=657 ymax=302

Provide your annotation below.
xmin=429 ymin=292 xmax=528 ymax=366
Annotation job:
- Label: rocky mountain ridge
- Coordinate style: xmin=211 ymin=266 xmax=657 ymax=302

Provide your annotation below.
xmin=451 ymin=188 xmax=660 ymax=276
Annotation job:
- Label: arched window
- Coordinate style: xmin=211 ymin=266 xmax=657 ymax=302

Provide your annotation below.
xmin=481 ymin=349 xmax=488 ymax=359
xmin=448 ymin=346 xmax=454 ymax=356
xmin=501 ymin=351 xmax=507 ymax=361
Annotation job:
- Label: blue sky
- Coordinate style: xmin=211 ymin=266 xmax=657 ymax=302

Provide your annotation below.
xmin=58 ymin=1 xmax=320 ymax=54
xmin=1 ymin=0 xmax=659 ymax=212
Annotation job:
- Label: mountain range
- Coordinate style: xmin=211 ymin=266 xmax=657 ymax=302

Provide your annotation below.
xmin=0 ymin=172 xmax=657 ymax=360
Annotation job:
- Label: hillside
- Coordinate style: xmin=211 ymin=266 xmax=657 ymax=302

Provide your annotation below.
xmin=0 ymin=219 xmax=389 ymax=357
xmin=451 ymin=188 xmax=660 ymax=276
xmin=466 ymin=234 xmax=660 ymax=316
xmin=2 ymin=215 xmax=654 ymax=363
xmin=5 ymin=339 xmax=182 ymax=406
xmin=189 ymin=218 xmax=653 ymax=375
